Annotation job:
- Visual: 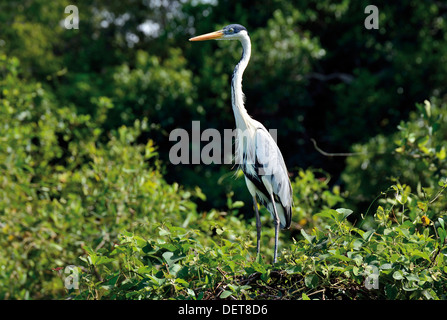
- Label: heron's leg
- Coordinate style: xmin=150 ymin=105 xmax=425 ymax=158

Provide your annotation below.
xmin=270 ymin=194 xmax=280 ymax=264
xmin=253 ymin=196 xmax=261 ymax=256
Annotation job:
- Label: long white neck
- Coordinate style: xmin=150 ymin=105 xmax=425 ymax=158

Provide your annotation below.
xmin=230 ymin=33 xmax=257 ymax=169
xmin=231 ymin=33 xmax=252 ymax=131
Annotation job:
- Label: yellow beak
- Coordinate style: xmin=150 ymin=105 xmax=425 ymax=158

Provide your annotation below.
xmin=189 ymin=30 xmax=224 ymax=41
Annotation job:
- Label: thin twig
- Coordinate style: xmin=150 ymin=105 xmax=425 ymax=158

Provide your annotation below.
xmin=429 ymin=184 xmax=447 ymax=204
xmin=306 ymin=288 xmax=326 ymax=298
xmin=217 ymin=267 xmax=228 ymax=278
xmin=310 ymin=138 xmax=367 ymax=157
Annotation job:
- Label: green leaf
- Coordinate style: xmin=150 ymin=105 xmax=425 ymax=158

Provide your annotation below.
xmin=411 ymin=250 xmax=431 ymax=261
xmin=438 ymin=227 xmax=446 ymax=244
xmin=393 ymin=270 xmax=405 ymax=280
xmin=158 ymin=228 xmax=171 ymax=237
xmin=402 ymin=282 xmax=419 ymax=291
xmin=102 ymin=273 xmax=120 ymax=290
xmin=220 ymin=290 xmax=233 ymax=299
xmin=405 ymin=274 xmax=420 ymax=282
xmin=285 ymin=265 xmax=302 ymax=275
xmin=162 ymin=251 xmax=186 ymax=267
xmin=301 ymin=293 xmax=310 ymax=300
xmin=82 ymin=245 xmax=95 ymax=255
xmin=95 ymin=256 xmax=115 ymax=265
xmin=335 ymin=208 xmax=353 ymax=222
xmin=194 ymin=186 xmax=207 ymax=201
xmin=330 ymin=254 xmax=351 ymax=262
xmin=315 ymin=209 xmax=337 ymax=221
xmin=301 ymin=229 xmax=316 ymax=245
xmin=304 ymin=274 xmax=319 ymax=289
xmin=436 ymin=146 xmax=446 ymax=160
xmin=438 ymin=217 xmax=445 ymax=230
xmin=422 ymin=289 xmax=438 ymax=300
xmin=168 ymin=263 xmax=182 ymax=276
xmin=231 ymin=201 xmax=244 ymax=209
xmin=380 ymin=263 xmax=393 ymax=270
xmin=137 ymin=266 xmax=153 ymax=275
xmin=352 ymin=239 xmax=363 ymax=250
xmin=362 ymin=229 xmax=375 ymax=241
xmin=148 ymin=275 xmax=166 ymax=286
xmin=186 ymin=288 xmax=196 ymax=298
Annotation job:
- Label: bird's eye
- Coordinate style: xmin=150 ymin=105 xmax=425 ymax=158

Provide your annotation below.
xmin=229 ymin=28 xmax=234 ymax=33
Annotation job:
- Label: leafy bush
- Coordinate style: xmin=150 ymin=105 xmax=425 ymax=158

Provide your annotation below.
xmin=342 ymin=98 xmax=447 ymax=212
xmin=0 ymin=55 xmax=202 ymax=299
xmin=70 ymin=200 xmax=447 ymax=300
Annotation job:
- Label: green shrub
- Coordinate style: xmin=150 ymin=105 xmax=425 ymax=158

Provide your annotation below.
xmin=0 ymin=55 xmax=202 ymax=299
xmin=342 ymin=98 xmax=447 ymax=212
xmin=71 ymin=200 xmax=447 ymax=300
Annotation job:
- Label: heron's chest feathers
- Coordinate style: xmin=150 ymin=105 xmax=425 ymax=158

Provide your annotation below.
xmin=234 ymin=123 xmax=257 ymax=172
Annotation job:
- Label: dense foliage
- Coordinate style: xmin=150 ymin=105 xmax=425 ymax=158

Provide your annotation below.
xmin=1 ymin=0 xmax=447 ymax=300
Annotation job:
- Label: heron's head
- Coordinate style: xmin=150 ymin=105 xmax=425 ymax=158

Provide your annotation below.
xmin=189 ymin=24 xmax=248 ymax=42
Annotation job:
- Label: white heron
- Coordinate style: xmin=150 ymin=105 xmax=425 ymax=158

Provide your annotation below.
xmin=189 ymin=24 xmax=293 ymax=263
